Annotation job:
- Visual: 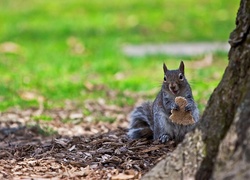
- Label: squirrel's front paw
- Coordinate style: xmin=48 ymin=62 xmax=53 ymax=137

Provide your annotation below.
xmin=185 ymin=103 xmax=192 ymax=112
xmin=171 ymin=103 xmax=180 ymax=111
xmin=159 ymin=134 xmax=171 ymax=143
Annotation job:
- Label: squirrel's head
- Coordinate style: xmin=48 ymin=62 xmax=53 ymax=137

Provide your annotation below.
xmin=162 ymin=61 xmax=186 ymax=95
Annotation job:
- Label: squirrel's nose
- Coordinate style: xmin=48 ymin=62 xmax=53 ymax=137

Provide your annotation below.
xmin=169 ymin=83 xmax=177 ymax=89
xmin=170 ymin=87 xmax=176 ymax=92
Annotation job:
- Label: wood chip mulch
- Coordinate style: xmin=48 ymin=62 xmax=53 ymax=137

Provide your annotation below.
xmin=0 ymin=126 xmax=175 ymax=179
xmin=0 ymin=99 xmax=176 ymax=179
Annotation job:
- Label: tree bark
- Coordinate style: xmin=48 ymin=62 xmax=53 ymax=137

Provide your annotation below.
xmin=143 ymin=0 xmax=250 ymax=179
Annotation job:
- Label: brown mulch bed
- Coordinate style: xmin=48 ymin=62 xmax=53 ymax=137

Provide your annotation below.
xmin=0 ymin=100 xmax=175 ymax=179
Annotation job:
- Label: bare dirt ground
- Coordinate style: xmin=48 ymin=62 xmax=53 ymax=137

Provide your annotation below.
xmin=0 ymin=97 xmax=175 ymax=179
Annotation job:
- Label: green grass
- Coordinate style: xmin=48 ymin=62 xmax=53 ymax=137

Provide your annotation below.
xmin=0 ymin=0 xmax=239 ymax=113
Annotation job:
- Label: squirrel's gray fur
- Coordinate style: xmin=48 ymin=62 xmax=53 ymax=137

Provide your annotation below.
xmin=127 ymin=61 xmax=199 ymax=143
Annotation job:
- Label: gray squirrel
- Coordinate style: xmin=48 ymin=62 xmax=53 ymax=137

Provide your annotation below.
xmin=127 ymin=61 xmax=199 ymax=143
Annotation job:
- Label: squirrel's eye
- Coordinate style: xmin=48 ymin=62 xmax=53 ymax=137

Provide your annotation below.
xmin=179 ymin=73 xmax=184 ymax=81
xmin=164 ymin=76 xmax=166 ymax=81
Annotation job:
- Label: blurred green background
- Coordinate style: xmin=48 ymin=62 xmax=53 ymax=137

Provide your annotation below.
xmin=0 ymin=0 xmax=239 ymax=113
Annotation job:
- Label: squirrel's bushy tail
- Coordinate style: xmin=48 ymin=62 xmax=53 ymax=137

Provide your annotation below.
xmin=127 ymin=102 xmax=153 ymax=139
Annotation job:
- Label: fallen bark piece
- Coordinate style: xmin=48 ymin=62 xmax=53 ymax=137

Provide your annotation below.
xmin=111 ymin=170 xmax=141 ymax=180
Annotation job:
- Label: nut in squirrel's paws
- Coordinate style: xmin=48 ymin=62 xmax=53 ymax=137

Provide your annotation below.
xmin=169 ymin=96 xmax=195 ymax=125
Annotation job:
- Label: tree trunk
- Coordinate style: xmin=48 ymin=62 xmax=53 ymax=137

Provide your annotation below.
xmin=143 ymin=0 xmax=250 ymax=179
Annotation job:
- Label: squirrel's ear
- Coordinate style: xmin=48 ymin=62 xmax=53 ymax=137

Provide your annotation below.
xmin=179 ymin=61 xmax=185 ymax=75
xmin=163 ymin=63 xmax=168 ymax=74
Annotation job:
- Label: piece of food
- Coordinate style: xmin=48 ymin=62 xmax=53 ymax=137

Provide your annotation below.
xmin=169 ymin=96 xmax=195 ymax=125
